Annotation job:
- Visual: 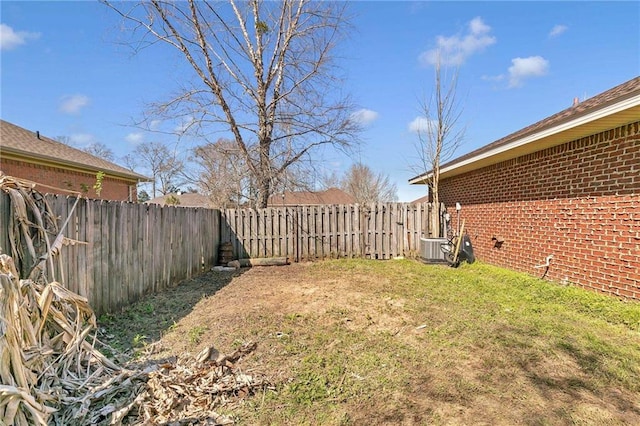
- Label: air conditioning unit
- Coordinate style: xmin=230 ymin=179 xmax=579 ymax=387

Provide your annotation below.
xmin=420 ymin=237 xmax=449 ymax=263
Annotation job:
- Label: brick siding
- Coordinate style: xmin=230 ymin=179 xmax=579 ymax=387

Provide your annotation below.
xmin=0 ymin=158 xmax=136 ymax=201
xmin=440 ymin=121 xmax=640 ymax=299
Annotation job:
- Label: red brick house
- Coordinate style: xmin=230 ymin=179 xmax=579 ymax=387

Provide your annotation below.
xmin=410 ymin=77 xmax=640 ymax=299
xmin=1 ymin=120 xmax=149 ymax=201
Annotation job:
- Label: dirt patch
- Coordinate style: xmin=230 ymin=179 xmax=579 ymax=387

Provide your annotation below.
xmin=147 ymin=263 xmax=413 ymax=358
xmin=102 ymin=260 xmax=640 ymax=425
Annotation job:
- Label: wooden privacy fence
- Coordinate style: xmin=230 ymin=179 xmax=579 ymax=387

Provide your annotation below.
xmin=221 ymin=203 xmax=432 ymax=262
xmin=0 ymin=193 xmax=220 ymax=315
xmin=0 ymin=193 xmax=431 ymax=314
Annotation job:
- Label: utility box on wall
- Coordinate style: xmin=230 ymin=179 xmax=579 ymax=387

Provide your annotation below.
xmin=420 ymin=237 xmax=448 ymax=263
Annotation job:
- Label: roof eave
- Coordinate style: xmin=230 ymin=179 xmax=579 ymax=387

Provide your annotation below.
xmin=1 ymin=147 xmax=152 ymax=182
xmin=408 ymin=173 xmax=432 ymax=185
xmin=409 ymin=92 xmax=640 ymax=184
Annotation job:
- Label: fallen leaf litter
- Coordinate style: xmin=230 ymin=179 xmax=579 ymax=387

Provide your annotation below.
xmin=0 ymin=173 xmax=269 ymax=425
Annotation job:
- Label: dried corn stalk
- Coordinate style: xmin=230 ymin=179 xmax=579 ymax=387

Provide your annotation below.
xmin=0 ymin=174 xmax=269 ymax=425
xmin=0 ymin=174 xmax=139 ymax=425
xmin=0 ymin=173 xmax=60 ymax=281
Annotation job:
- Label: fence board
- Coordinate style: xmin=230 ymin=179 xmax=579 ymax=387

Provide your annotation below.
xmin=288 ymin=208 xmax=296 ymax=261
xmin=76 ymin=198 xmax=88 ymax=299
xmin=377 ymin=204 xmax=383 ymax=258
xmin=326 ymin=206 xmax=333 ymax=258
xmin=352 ymin=205 xmax=358 ymax=257
xmin=1 ymin=196 xmax=433 ymax=315
xmin=313 ymin=206 xmax=320 ymax=259
xmin=0 ymin=194 xmax=221 ymax=315
xmin=0 ymin=193 xmax=10 ymax=257
xmin=86 ymin=199 xmax=97 ymax=310
xmin=299 ymin=206 xmax=307 ymax=260
xmin=220 ymin=202 xmax=431 ymax=263
xmin=100 ymin=201 xmax=109 ymax=313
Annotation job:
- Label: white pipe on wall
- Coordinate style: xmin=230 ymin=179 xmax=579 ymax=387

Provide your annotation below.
xmin=534 ymin=255 xmax=554 ymax=268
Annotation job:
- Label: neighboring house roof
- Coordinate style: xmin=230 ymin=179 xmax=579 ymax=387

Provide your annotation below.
xmin=410 ymin=194 xmax=430 ymax=204
xmin=409 ymin=76 xmax=640 ymax=184
xmin=0 ymin=119 xmax=149 ymax=182
xmin=267 ymin=188 xmax=355 ymax=206
xmin=147 ymin=193 xmax=215 ymax=208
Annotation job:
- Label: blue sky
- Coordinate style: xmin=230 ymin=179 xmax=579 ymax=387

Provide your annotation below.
xmin=2 ymin=1 xmax=639 ymax=201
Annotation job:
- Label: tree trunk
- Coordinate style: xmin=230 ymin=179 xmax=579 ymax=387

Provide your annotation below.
xmin=431 ymin=183 xmax=440 ymax=238
xmin=257 ymin=176 xmax=270 ymax=208
xmin=430 ymin=160 xmax=441 ymax=237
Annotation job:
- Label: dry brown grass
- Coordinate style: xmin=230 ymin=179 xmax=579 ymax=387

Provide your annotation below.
xmin=103 ymin=259 xmax=640 ymax=425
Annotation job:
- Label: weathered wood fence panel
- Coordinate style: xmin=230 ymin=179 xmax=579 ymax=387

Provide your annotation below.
xmin=222 ymin=203 xmax=431 ymax=262
xmin=2 ymin=193 xmax=430 ymax=312
xmin=0 ymin=192 xmax=9 ymax=257
xmin=0 ymin=193 xmax=220 ymax=315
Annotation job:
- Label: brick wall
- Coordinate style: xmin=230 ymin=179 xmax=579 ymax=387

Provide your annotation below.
xmin=440 ymin=121 xmax=640 ymax=299
xmin=0 ymin=158 xmax=137 ymax=201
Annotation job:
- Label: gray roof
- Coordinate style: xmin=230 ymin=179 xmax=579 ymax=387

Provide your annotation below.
xmin=0 ymin=119 xmax=149 ymax=182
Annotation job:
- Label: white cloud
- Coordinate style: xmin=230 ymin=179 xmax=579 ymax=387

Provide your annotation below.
xmin=408 ymin=117 xmax=435 ymax=134
xmin=469 ymin=17 xmax=491 ymax=35
xmin=59 ymin=94 xmax=90 ymax=114
xmin=125 ymin=132 xmax=144 ymax=144
xmin=69 ymin=133 xmax=97 ymax=146
xmin=350 ymin=109 xmax=379 ymax=126
xmin=508 ymin=56 xmax=549 ymax=88
xmin=0 ymin=23 xmax=40 ymax=51
xmin=149 ymin=120 xmax=162 ymax=131
xmin=481 ymin=74 xmax=505 ymax=82
xmin=549 ymin=24 xmax=568 ymax=38
xmin=419 ymin=16 xmax=496 ymax=66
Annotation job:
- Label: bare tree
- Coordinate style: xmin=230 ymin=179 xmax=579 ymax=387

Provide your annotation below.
xmin=83 ymin=142 xmax=115 ymax=162
xmin=189 ymin=138 xmax=252 ymax=208
xmin=121 ymin=153 xmax=138 ymax=172
xmin=341 ymin=163 xmax=398 ymax=204
xmin=54 ymin=137 xmax=115 ymax=162
xmin=132 ymin=141 xmax=184 ymax=197
xmin=103 ymin=0 xmax=360 ymax=207
xmin=413 ymin=57 xmax=464 ymax=236
xmin=188 ymin=137 xmax=317 ymax=208
xmin=318 ymin=170 xmax=342 ymax=190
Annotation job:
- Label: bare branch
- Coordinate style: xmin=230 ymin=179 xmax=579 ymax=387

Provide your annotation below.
xmin=103 ymin=0 xmax=359 ymax=207
xmin=132 ymin=141 xmax=185 ymax=197
xmin=411 ymin=54 xmax=465 ymax=236
xmin=341 ymin=163 xmax=398 ymax=204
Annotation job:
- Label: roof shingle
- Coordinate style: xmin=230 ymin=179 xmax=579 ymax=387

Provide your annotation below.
xmin=0 ymin=119 xmax=149 ymax=181
xmin=267 ymin=188 xmax=355 ymax=206
xmin=444 ymin=76 xmax=640 ymax=169
xmin=410 ymin=76 xmax=640 ymax=182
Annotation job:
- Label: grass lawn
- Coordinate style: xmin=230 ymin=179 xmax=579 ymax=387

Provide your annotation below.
xmin=101 ymin=259 xmax=640 ymax=425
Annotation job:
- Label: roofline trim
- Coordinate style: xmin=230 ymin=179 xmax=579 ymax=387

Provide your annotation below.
xmin=409 ymin=92 xmax=640 ymax=185
xmin=1 ymin=147 xmax=152 ymax=182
